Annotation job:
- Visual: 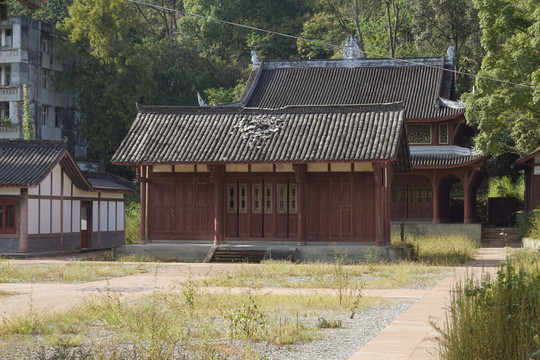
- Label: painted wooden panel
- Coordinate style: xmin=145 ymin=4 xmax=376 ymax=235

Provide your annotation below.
xmin=41 ymin=174 xmax=51 ymax=196
xmin=100 ymin=201 xmax=108 ymax=232
xmin=63 ymin=200 xmax=71 ymax=233
xmin=52 ymin=200 xmax=61 ymax=233
xmin=92 ymin=201 xmax=99 ymax=233
xmin=391 ymin=176 xmax=432 ymax=221
xmin=52 ymin=165 xmax=62 ymax=196
xmin=117 ymin=202 xmax=125 ymax=231
xmin=28 ymin=186 xmax=40 ymax=196
xmin=63 ymin=173 xmax=72 ymax=196
xmin=72 ymin=200 xmax=81 ymax=233
xmin=40 ymin=199 xmax=51 ymax=234
xmin=28 ymin=198 xmax=39 ymax=234
xmin=0 ymin=188 xmax=20 ymax=195
xmin=108 ymin=202 xmax=116 ymax=231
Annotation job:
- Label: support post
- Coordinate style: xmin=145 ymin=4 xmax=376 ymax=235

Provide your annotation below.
xmin=463 ymin=172 xmax=472 ymax=224
xmin=373 ymin=163 xmax=383 ymax=245
xmin=210 ymin=165 xmax=225 ymax=245
xmin=138 ymin=166 xmax=147 ymax=244
xmin=293 ymin=164 xmax=306 ymax=246
xmin=18 ymin=188 xmax=28 ymax=253
xmin=432 ymin=171 xmax=440 ymax=224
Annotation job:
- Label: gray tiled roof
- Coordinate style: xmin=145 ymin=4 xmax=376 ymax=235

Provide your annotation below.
xmin=410 ymin=146 xmax=484 ymax=167
xmin=0 ymin=140 xmax=91 ymax=189
xmin=112 ymin=104 xmax=410 ymax=171
xmin=240 ymin=58 xmax=464 ymax=120
xmin=84 ymin=172 xmax=134 ymax=192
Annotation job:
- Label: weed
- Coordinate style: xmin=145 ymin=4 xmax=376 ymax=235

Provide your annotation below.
xmin=182 ymin=266 xmax=196 ymax=312
xmin=332 ymin=249 xmax=351 ymax=306
xmin=222 ymin=294 xmax=267 ymax=340
xmin=317 ymin=317 xmax=342 ymax=329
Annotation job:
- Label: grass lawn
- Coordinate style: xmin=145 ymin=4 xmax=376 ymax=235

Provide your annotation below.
xmin=0 ymin=261 xmax=162 ymax=283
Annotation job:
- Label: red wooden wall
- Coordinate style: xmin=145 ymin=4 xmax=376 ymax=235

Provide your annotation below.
xmin=148 ymin=171 xmax=377 ymax=242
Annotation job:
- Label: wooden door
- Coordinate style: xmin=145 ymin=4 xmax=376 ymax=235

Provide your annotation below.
xmin=80 ymin=201 xmax=92 ymax=249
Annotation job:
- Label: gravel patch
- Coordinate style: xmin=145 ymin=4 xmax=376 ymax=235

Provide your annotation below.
xmin=257 ymin=299 xmax=416 ymax=360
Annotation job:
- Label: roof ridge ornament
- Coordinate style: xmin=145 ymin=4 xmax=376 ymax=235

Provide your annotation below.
xmin=251 ymin=50 xmax=261 ymax=69
xmin=197 ymin=91 xmax=207 ymax=107
xmin=342 ymin=36 xmax=362 ymax=60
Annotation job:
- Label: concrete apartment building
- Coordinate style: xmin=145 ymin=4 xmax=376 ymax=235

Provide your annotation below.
xmin=0 ymin=15 xmax=85 ymax=158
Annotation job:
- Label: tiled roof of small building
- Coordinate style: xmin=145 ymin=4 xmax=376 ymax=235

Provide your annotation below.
xmin=0 ymin=140 xmax=91 ymax=189
xmin=112 ymin=104 xmax=410 ymax=171
xmin=410 ymin=146 xmax=485 ymax=168
xmin=239 ymin=57 xmax=464 ymax=120
xmin=84 ymin=172 xmax=134 ymax=192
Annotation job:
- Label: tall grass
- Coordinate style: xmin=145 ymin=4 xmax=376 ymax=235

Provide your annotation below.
xmin=519 ymin=208 xmax=540 ymax=239
xmin=396 ymin=233 xmax=479 ymax=266
xmin=436 ymin=250 xmax=540 ymax=360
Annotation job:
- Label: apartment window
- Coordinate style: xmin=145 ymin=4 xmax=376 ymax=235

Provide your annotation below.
xmin=2 ymin=28 xmax=12 ymax=47
xmin=42 ymin=106 xmax=49 ymax=125
xmin=41 ymin=69 xmax=48 ymax=89
xmin=41 ymin=34 xmax=49 ymax=53
xmin=0 ymin=102 xmax=9 ymax=120
xmin=0 ymin=199 xmax=16 ymax=234
xmin=54 ymin=107 xmax=61 ymax=127
xmin=2 ymin=65 xmax=11 ymax=86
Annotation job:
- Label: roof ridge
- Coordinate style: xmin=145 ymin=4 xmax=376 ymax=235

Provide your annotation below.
xmin=137 ymin=102 xmax=405 ymax=115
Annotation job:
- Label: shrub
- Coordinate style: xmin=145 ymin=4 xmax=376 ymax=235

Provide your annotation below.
xmin=436 ymin=253 xmax=540 ymax=360
xmin=488 ymin=176 xmax=524 ymax=201
xmin=125 ymin=202 xmax=140 ymax=244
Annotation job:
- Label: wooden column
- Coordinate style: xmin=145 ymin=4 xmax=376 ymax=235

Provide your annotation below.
xmin=383 ymin=162 xmax=392 ymax=244
xmin=463 ymin=171 xmax=472 ymax=224
xmin=137 ymin=165 xmax=147 ymax=244
xmin=294 ymin=164 xmax=306 ymax=246
xmin=18 ymin=188 xmax=29 ymax=253
xmin=373 ymin=163 xmax=383 ymax=245
xmin=60 ymin=169 xmax=64 ymax=250
xmin=210 ymin=165 xmax=225 ymax=245
xmin=432 ymin=171 xmax=440 ymax=224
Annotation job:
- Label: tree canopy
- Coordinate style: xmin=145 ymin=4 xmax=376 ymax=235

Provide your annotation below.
xmin=462 ymin=0 xmax=540 ymax=156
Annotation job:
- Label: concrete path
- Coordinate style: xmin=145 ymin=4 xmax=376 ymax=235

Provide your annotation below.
xmin=348 ymin=248 xmax=511 ymax=360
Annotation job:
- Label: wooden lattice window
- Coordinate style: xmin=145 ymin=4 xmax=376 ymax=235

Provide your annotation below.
xmin=399 ymin=187 xmax=407 ymax=204
xmin=408 ymin=187 xmax=415 ymax=204
xmin=425 ymin=188 xmax=433 ymax=203
xmin=264 ymin=184 xmax=272 ymax=213
xmin=416 ymin=187 xmax=424 ymax=204
xmin=391 ymin=187 xmax=399 ymax=204
xmin=407 ymin=124 xmax=432 ymax=144
xmin=226 ymin=184 xmax=237 ymax=213
xmin=439 ymin=123 xmax=449 ymax=144
xmin=277 ymin=184 xmax=287 ymax=214
xmin=289 ymin=184 xmax=297 ymax=214
xmin=239 ymin=184 xmax=247 ymax=213
xmin=252 ymin=184 xmax=262 ymax=213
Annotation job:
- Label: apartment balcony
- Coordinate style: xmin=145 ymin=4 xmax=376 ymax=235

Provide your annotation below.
xmin=0 ymin=86 xmax=19 ymax=101
xmin=0 ymin=48 xmax=22 ymax=63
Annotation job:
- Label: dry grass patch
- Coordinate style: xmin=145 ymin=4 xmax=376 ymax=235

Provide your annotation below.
xmin=0 ymin=286 xmax=392 ymax=359
xmin=0 ymin=261 xmax=161 ymax=283
xmin=200 ymin=259 xmax=448 ymax=290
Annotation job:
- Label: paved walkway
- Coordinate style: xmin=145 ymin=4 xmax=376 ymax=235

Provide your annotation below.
xmin=0 ymin=248 xmax=511 ymax=359
xmin=348 ymin=248 xmax=511 ymax=360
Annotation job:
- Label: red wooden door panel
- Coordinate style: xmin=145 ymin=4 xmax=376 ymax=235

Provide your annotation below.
xmin=263 ymin=180 xmax=274 ymax=238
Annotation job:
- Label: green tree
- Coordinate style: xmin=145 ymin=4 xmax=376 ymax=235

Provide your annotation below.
xmin=6 ymin=0 xmax=72 ymax=25
xmin=58 ymin=0 xmax=155 ymax=171
xmin=462 ymin=0 xmax=540 ymax=156
xmin=22 ymin=85 xmax=34 ymax=140
xmin=411 ymin=0 xmax=483 ymax=95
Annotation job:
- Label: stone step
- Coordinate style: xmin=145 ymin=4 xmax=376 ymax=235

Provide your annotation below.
xmin=209 ymin=248 xmax=266 ymax=263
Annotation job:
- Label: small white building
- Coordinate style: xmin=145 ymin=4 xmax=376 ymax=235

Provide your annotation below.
xmin=0 ymin=140 xmax=133 ymax=254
